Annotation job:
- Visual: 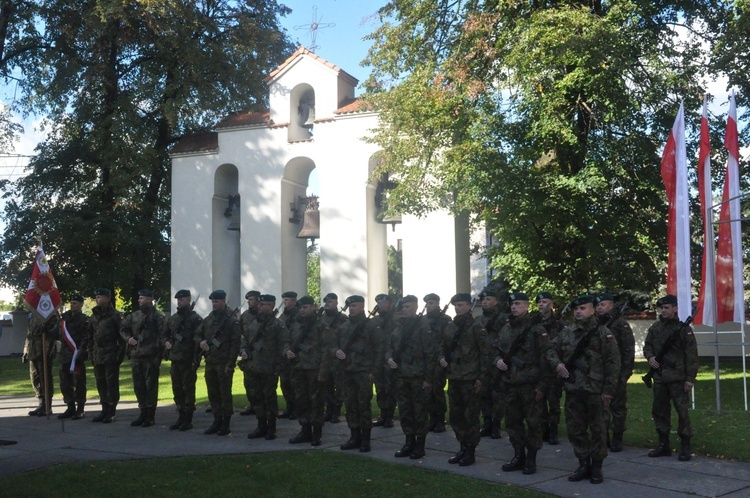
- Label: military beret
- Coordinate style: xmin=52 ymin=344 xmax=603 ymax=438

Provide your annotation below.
xmin=571 ymin=295 xmax=594 ymax=307
xmin=536 ymin=291 xmax=553 ymax=302
xmin=508 ymin=292 xmax=529 ymax=302
xmin=70 ymin=293 xmax=84 ymax=303
xmin=281 ymin=291 xmax=297 ymax=299
xmin=401 ymin=295 xmax=418 ymax=304
xmin=450 ymin=293 xmax=472 ymax=304
xmin=657 ymin=294 xmax=678 ymax=306
xmin=375 ymin=294 xmax=391 ymax=303
xmin=138 ymin=289 xmax=155 ymax=298
xmin=423 ymin=293 xmax=440 ymax=302
xmin=245 ymin=290 xmax=261 ymax=299
xmin=324 ymin=292 xmax=338 ymax=302
xmin=593 ymin=292 xmax=614 ymax=305
xmin=174 ymin=289 xmax=191 ymax=299
xmin=94 ymin=288 xmax=111 ymax=298
xmin=258 ymin=294 xmax=276 ymax=303
xmin=479 ymin=288 xmax=499 ymax=299
xmin=209 ymin=289 xmax=227 ymax=300
xmin=345 ymin=295 xmax=365 ymax=305
xmin=297 ymin=295 xmax=315 ymax=306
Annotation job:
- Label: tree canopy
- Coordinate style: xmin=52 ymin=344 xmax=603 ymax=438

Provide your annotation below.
xmin=364 ymin=0 xmax=745 ymax=302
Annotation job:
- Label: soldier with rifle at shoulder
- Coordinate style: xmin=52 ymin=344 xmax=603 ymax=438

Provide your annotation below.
xmin=421 ymin=293 xmax=451 ymax=433
xmin=238 ymin=290 xmax=261 ymax=417
xmin=320 ymin=292 xmax=348 ymax=424
xmin=476 ymin=287 xmax=509 ymax=440
xmin=370 ymin=294 xmax=397 ymax=428
xmin=643 ymin=294 xmax=698 ymax=462
xmin=535 ymin=291 xmax=566 ymax=445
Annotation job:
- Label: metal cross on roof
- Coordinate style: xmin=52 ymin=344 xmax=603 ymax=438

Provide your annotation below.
xmin=293 ymin=5 xmax=335 ymax=52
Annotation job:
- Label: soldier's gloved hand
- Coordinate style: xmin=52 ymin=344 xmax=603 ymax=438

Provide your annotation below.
xmin=534 ymin=389 xmax=544 ymax=402
xmin=473 ymin=379 xmax=482 ymax=394
xmin=164 ymin=341 xmax=173 ymax=350
xmin=387 ymin=358 xmax=397 ymax=369
xmin=240 ymin=351 xmax=248 ymax=360
xmin=422 ymin=381 xmax=432 ymax=394
xmin=555 ymin=363 xmax=569 ymax=379
xmin=21 ymin=353 xmax=28 ymax=364
xmin=439 ymin=358 xmax=448 ymax=368
xmin=648 ymin=356 xmax=660 ymax=369
xmin=683 ymin=381 xmax=694 ymax=393
xmin=495 ymin=359 xmax=508 ymax=371
xmin=335 ymin=349 xmax=346 ymax=360
xmin=286 ymin=350 xmax=296 ymax=360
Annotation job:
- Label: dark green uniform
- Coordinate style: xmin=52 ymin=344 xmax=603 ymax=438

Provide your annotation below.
xmin=321 ymin=309 xmax=348 ymax=422
xmin=423 ymin=309 xmax=451 ymax=431
xmin=279 ymin=306 xmax=298 ymax=418
xmin=478 ymin=308 xmax=508 ymax=437
xmin=238 ymin=308 xmax=259 ymax=413
xmin=371 ymin=310 xmax=397 ymax=426
xmin=121 ymin=305 xmax=166 ymax=423
xmin=89 ymin=303 xmax=124 ymax=421
xmin=162 ymin=306 xmax=203 ymax=425
xmin=547 ymin=316 xmax=620 ymax=464
xmin=242 ymin=312 xmax=289 ymax=439
xmin=25 ymin=314 xmax=60 ymax=415
xmin=538 ymin=310 xmax=565 ymax=440
xmin=59 ymin=309 xmax=91 ymax=417
xmin=604 ymin=314 xmax=635 ymax=440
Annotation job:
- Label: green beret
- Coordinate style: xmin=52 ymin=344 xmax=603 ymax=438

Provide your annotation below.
xmin=345 ymin=295 xmax=365 ymax=305
xmin=174 ymin=289 xmax=191 ymax=299
xmin=70 ymin=293 xmax=84 ymax=303
xmin=450 ymin=293 xmax=472 ymax=304
xmin=297 ymin=295 xmax=315 ymax=306
xmin=94 ymin=288 xmax=111 ymax=298
xmin=536 ymin=291 xmax=553 ymax=302
xmin=423 ymin=293 xmax=440 ymax=302
xmin=324 ymin=292 xmax=338 ymax=302
xmin=258 ymin=294 xmax=276 ymax=303
xmin=209 ymin=289 xmax=227 ymax=300
xmin=479 ymin=288 xmax=499 ymax=299
xmin=375 ymin=294 xmax=391 ymax=303
xmin=593 ymin=292 xmax=614 ymax=305
xmin=281 ymin=291 xmax=297 ymax=299
xmin=657 ymin=294 xmax=678 ymax=306
xmin=245 ymin=290 xmax=261 ymax=299
xmin=571 ymin=295 xmax=594 ymax=307
xmin=401 ymin=295 xmax=418 ymax=303
xmin=138 ymin=289 xmax=155 ymax=298
xmin=508 ymin=292 xmax=529 ymax=302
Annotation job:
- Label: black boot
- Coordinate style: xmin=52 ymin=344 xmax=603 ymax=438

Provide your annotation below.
xmin=131 ymin=409 xmax=146 ymax=427
xmin=409 ymin=436 xmax=426 ymax=460
xmin=179 ymin=411 xmax=194 ymax=431
xmin=590 ymin=459 xmax=604 ymax=484
xmin=28 ymin=399 xmax=45 ymax=416
xmin=648 ymin=430 xmax=672 ymax=457
xmin=217 ymin=415 xmax=232 ymax=436
xmin=458 ymin=445 xmax=476 ymax=466
xmin=239 ymin=405 xmax=254 ymax=416
xmin=395 ymin=435 xmax=416 ymax=458
xmin=480 ymin=417 xmax=492 ymax=437
xmin=72 ymin=402 xmax=85 ymax=420
xmin=289 ymin=424 xmax=313 ymax=444
xmin=141 ymin=407 xmax=155 ymax=427
xmin=491 ymin=418 xmax=502 ymax=439
xmin=58 ymin=403 xmax=76 ymax=419
xmin=204 ymin=415 xmax=222 ymax=435
xmin=373 ymin=413 xmax=385 ymax=427
xmin=383 ymin=409 xmax=394 ymax=428
xmin=448 ymin=445 xmax=465 ymax=464
xmin=610 ymin=431 xmax=624 ymax=452
xmin=247 ymin=418 xmax=268 ymax=439
xmin=568 ymin=457 xmax=590 ymax=482
xmin=102 ymin=404 xmax=117 ymax=423
xmin=360 ymin=427 xmax=372 ymax=452
xmin=340 ymin=428 xmax=361 ymax=450
xmin=265 ymin=418 xmax=277 ymax=440
xmin=170 ymin=410 xmax=185 ymax=431
xmin=92 ymin=406 xmax=107 ymax=423
xmin=523 ymin=448 xmax=537 ymax=475
xmin=433 ymin=419 xmax=446 ymax=433
xmin=311 ymin=424 xmax=323 ymax=447
xmin=502 ymin=447 xmax=526 ymax=472
xmin=678 ymin=436 xmax=692 ymax=461
xmin=548 ymin=424 xmax=559 ymax=445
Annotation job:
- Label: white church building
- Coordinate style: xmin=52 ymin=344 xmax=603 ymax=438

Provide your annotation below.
xmin=169 ymin=47 xmax=488 ymax=316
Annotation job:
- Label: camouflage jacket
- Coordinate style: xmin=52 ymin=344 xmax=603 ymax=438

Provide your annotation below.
xmin=287 ymin=313 xmax=330 ymax=377
xmin=386 ymin=315 xmax=438 ymax=380
xmin=162 ymin=308 xmax=203 ymax=362
xmin=240 ymin=312 xmax=288 ymax=375
xmin=439 ymin=313 xmax=491 ymax=383
xmin=89 ymin=304 xmax=124 ymax=365
xmin=120 ymin=305 xmax=166 ymax=359
xmin=537 ymin=310 xmax=565 ymax=341
xmin=59 ymin=309 xmax=90 ymax=364
xmin=197 ymin=306 xmax=241 ymax=369
xmin=25 ymin=314 xmax=60 ymax=361
xmin=643 ymin=316 xmax=699 ymax=384
xmin=601 ymin=314 xmax=636 ymax=380
xmin=493 ymin=313 xmax=550 ymax=391
xmin=477 ymin=309 xmax=509 ymax=346
xmin=333 ymin=313 xmax=382 ymax=374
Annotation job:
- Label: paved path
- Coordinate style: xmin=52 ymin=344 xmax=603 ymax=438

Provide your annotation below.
xmin=1 ymin=396 xmax=748 ymax=497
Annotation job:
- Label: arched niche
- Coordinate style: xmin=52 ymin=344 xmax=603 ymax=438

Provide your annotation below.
xmin=212 ymin=163 xmax=241 ymax=304
xmin=366 ymin=153 xmax=388 ymax=300
xmin=289 ymin=83 xmax=315 ymax=142
xmin=281 ymin=156 xmax=316 ymax=294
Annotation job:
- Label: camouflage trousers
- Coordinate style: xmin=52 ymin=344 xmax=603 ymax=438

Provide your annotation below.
xmin=131 ymin=356 xmax=161 ymax=409
xmin=93 ymin=362 xmax=121 ymax=408
xmin=324 ymin=363 xmax=345 ymax=413
xmin=480 ymin=371 xmax=505 ymax=425
xmin=170 ymin=360 xmax=197 ymax=413
xmin=279 ymin=360 xmax=295 ymax=414
xmin=504 ymin=383 xmax=544 ymax=451
xmin=292 ymin=368 xmax=324 ymax=426
xmin=652 ymin=380 xmax=692 ymax=437
xmin=429 ymin=368 xmax=447 ymax=424
xmin=448 ymin=379 xmax=480 ymax=447
xmin=59 ymin=362 xmax=87 ymax=406
xmin=565 ymin=390 xmax=608 ymax=461
xmin=608 ymin=377 xmax=629 ymax=434
xmin=29 ymin=357 xmax=55 ymax=403
xmin=343 ymin=370 xmax=373 ymax=430
xmin=205 ymin=363 xmax=235 ymax=418
xmin=247 ymin=371 xmax=278 ymax=421
xmin=395 ymin=375 xmax=429 ymax=437
xmin=374 ymin=367 xmax=396 ymax=416
xmin=541 ymin=377 xmax=563 ymax=428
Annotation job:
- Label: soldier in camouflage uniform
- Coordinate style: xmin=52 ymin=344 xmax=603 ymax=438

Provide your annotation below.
xmin=286 ymin=296 xmax=331 ymax=446
xmin=547 ymin=295 xmax=620 ymax=485
xmin=644 ymin=294 xmax=698 ymax=462
xmin=494 ymin=292 xmax=549 ymax=475
xmin=536 ymin=291 xmax=565 ymax=445
xmin=476 ymin=288 xmax=508 ymax=439
xmin=333 ymin=295 xmax=383 ymax=453
xmin=387 ymin=295 xmax=438 ymax=459
xmin=243 ymin=294 xmax=289 ymax=440
xmin=58 ymin=294 xmax=90 ymax=420
xmin=121 ymin=289 xmax=166 ymax=428
xmin=278 ymin=291 xmax=299 ymax=419
xmin=439 ymin=293 xmax=491 ymax=467
xmin=321 ymin=292 xmax=348 ymax=423
xmin=24 ymin=313 xmax=60 ymax=416
xmin=89 ymin=288 xmax=125 ymax=424
xmin=594 ymin=292 xmax=635 ymax=452
xmin=422 ymin=293 xmax=451 ymax=433
xmin=162 ymin=289 xmax=203 ymax=431
xmin=196 ymin=290 xmax=241 ymax=436
xmin=371 ymin=293 xmax=397 ymax=428
xmin=239 ymin=290 xmax=261 ymax=416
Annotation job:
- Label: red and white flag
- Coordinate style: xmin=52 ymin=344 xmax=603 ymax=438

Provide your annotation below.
xmin=694 ymin=96 xmax=716 ymax=326
xmin=660 ymin=102 xmax=692 ymax=322
xmin=716 ymin=93 xmax=745 ymax=324
xmin=61 ymin=319 xmax=80 ymax=372
xmin=23 ymin=246 xmax=62 ymax=320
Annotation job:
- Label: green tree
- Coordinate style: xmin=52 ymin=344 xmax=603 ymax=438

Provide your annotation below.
xmin=364 ymin=0 xmax=718 ymax=299
xmin=307 ymin=244 xmax=321 ymax=304
xmin=0 ymin=1 xmax=293 ymax=310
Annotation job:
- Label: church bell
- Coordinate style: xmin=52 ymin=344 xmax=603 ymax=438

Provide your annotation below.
xmin=297 ymin=198 xmax=320 ymax=240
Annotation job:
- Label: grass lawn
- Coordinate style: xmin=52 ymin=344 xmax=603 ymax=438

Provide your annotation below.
xmin=2 ymin=356 xmax=749 ymax=460
xmin=0 ymin=451 xmax=550 ymax=497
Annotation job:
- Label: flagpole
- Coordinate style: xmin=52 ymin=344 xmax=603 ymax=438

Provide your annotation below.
xmin=41 ymin=329 xmax=50 ymax=417
xmin=707 ymin=204 xmax=721 ymax=414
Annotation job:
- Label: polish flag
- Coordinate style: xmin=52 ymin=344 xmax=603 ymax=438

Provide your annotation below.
xmin=23 ymin=246 xmax=62 ymax=320
xmin=716 ymin=93 xmax=745 ymax=324
xmin=660 ymin=102 xmax=692 ymax=321
xmin=694 ymin=96 xmax=715 ymax=326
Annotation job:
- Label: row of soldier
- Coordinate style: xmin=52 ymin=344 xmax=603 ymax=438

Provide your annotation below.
xmin=23 ymin=286 xmax=698 ymax=485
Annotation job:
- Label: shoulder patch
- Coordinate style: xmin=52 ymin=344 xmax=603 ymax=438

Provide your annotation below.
xmin=606 ymin=333 xmax=614 ymax=340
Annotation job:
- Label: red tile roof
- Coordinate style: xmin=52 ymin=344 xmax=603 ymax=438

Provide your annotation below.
xmin=169 ymin=132 xmax=218 ymax=155
xmin=216 ymin=110 xmax=271 ymax=129
xmin=264 ymin=46 xmax=358 ymax=86
xmin=335 ymin=97 xmax=375 ymax=115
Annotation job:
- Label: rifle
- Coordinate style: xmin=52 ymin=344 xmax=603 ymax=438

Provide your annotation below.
xmin=393 ymin=316 xmax=421 ymax=366
xmin=367 ymin=304 xmax=379 ymax=318
xmin=127 ymin=307 xmax=155 ymax=359
xmin=555 ymin=301 xmax=571 ymax=321
xmin=494 ymin=313 xmax=543 ymax=376
xmin=418 ymin=303 xmax=427 ymax=316
xmin=642 ymin=315 xmax=693 ymax=388
xmin=273 ymin=303 xmax=284 ymax=317
xmin=193 ymin=304 xmax=240 ymax=367
xmin=290 ymin=318 xmax=317 ymax=364
xmin=444 ymin=317 xmax=470 ymax=370
xmin=470 ymin=297 xmax=479 ymax=313
xmin=165 ymin=294 xmax=201 ymax=360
